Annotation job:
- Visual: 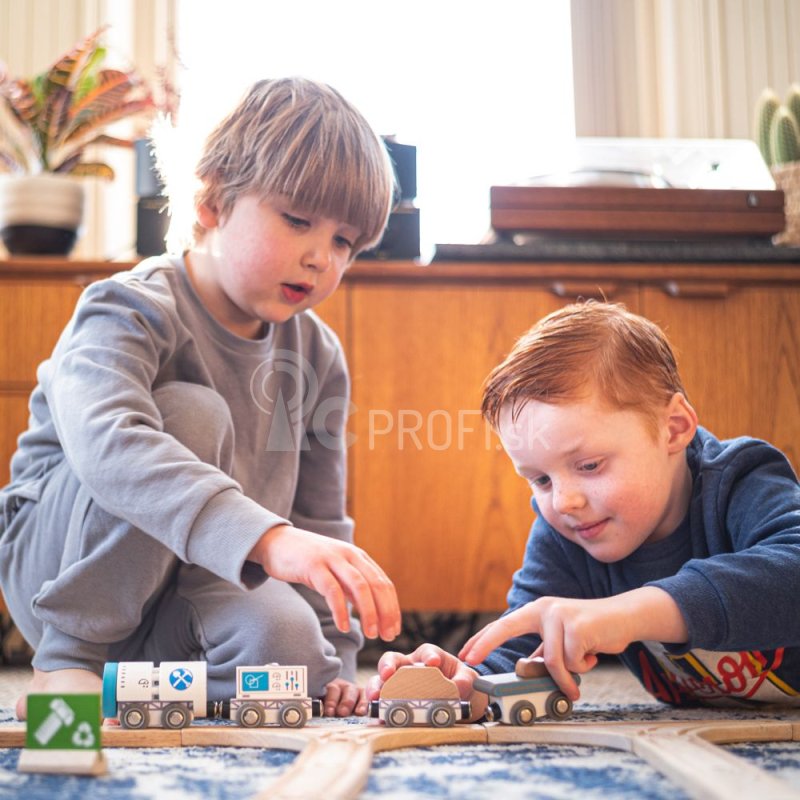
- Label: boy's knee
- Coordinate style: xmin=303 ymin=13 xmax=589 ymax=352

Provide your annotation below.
xmin=202 ymin=583 xmax=341 ymax=698
xmin=153 ymin=382 xmax=234 ymax=468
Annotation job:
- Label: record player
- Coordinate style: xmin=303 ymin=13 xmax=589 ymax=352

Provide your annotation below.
xmin=490 ymin=138 xmax=785 ymax=240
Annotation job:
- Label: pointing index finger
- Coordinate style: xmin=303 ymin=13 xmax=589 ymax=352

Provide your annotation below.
xmin=459 ymin=604 xmax=542 ymax=665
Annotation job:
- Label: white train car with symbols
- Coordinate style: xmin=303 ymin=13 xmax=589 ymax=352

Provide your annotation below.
xmin=102 ymin=661 xmax=319 ymax=730
xmin=230 ymin=664 xmax=314 ymax=728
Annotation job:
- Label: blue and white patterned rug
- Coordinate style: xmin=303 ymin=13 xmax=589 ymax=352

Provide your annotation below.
xmin=2 ymin=702 xmax=800 ymax=799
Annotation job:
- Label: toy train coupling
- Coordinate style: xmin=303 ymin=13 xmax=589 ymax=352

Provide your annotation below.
xmin=206 ymin=699 xmax=230 ymax=719
xmin=484 ymin=702 xmax=503 ymax=723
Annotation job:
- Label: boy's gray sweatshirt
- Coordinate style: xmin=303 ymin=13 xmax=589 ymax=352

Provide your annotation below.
xmin=6 ymin=254 xmax=361 ymax=673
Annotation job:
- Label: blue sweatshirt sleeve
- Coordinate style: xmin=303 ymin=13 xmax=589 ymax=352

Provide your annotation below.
xmin=650 ymin=439 xmax=800 ymax=652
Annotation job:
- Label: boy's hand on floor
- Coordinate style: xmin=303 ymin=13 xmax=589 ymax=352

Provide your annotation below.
xmin=365 ymin=644 xmax=488 ymax=720
xmin=249 ymin=524 xmax=401 ymax=642
xmin=324 ymin=678 xmax=367 ymax=717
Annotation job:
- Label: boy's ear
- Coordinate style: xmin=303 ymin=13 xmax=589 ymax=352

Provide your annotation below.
xmin=195 ymin=198 xmax=220 ymax=230
xmin=665 ymin=392 xmax=698 ymax=453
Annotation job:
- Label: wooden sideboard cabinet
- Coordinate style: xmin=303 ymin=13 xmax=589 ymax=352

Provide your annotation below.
xmin=1 ymin=258 xmax=799 ymax=614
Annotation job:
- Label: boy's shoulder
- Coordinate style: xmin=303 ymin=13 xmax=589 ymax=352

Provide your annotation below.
xmin=81 ymin=254 xmax=184 ymax=313
xmin=691 ymin=426 xmax=793 ymax=472
xmin=689 ymin=426 xmax=798 ymax=497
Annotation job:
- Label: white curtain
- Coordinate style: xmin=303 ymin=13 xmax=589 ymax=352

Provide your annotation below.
xmin=571 ymin=0 xmax=800 ymax=140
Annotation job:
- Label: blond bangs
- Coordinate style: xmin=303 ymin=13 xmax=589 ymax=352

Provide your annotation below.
xmin=195 ymin=78 xmax=394 ymax=253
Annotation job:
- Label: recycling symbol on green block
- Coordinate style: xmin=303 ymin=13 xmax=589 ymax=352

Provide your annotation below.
xmin=72 ymin=721 xmax=96 ymax=748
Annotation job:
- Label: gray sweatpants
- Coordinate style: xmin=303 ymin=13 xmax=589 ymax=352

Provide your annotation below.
xmin=0 ymin=382 xmax=342 ymax=700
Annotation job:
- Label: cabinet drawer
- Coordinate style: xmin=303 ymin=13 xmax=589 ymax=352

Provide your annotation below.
xmin=0 ymin=281 xmax=82 ymax=386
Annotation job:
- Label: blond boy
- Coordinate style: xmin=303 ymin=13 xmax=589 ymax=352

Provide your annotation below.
xmin=1 ymin=77 xmax=401 ymax=719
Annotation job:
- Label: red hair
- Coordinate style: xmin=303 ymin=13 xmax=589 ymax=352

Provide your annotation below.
xmin=481 ymin=301 xmax=686 ymax=435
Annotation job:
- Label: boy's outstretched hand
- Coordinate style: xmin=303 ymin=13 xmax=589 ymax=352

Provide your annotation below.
xmin=248 ymin=524 xmax=401 ymax=642
xmin=459 ymin=588 xmax=689 ymax=701
xmin=365 ymin=644 xmax=489 ymax=721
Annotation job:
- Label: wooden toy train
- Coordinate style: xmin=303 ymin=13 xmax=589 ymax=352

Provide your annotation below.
xmin=102 ymin=661 xmax=320 ymax=730
xmin=369 ymin=658 xmax=578 ymax=728
xmin=102 ymin=657 xmax=577 ymax=731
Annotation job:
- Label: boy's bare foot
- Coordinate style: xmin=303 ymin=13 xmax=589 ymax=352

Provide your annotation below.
xmin=15 ymin=668 xmax=102 ymax=721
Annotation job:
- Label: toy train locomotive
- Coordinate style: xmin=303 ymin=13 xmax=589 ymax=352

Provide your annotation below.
xmin=102 ymin=661 xmax=320 ymax=730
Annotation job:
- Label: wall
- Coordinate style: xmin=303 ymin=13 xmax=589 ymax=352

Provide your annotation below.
xmin=571 ymin=0 xmax=800 ymax=139
xmin=0 ymin=0 xmax=177 ymax=259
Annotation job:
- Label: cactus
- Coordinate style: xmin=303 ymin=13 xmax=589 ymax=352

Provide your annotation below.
xmin=787 ymin=83 xmax=800 ymax=134
xmin=755 ymin=88 xmax=781 ymax=165
xmin=770 ymin=106 xmax=800 ymax=165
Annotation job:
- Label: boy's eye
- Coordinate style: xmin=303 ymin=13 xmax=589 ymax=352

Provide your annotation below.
xmin=579 ymin=460 xmax=601 ymax=473
xmin=283 ymin=213 xmax=309 ymax=229
xmin=531 ymin=475 xmax=551 ymax=488
xmin=334 ymin=234 xmax=354 ymax=251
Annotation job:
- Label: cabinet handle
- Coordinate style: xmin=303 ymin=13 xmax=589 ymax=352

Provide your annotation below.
xmin=549 ymin=281 xmax=618 ymax=300
xmin=662 ymin=281 xmax=730 ymax=299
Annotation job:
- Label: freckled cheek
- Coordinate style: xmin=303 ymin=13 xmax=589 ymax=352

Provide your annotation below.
xmin=608 ymin=487 xmax=655 ymax=529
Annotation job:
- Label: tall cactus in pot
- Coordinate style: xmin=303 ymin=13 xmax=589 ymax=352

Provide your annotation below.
xmin=755 ymin=84 xmax=800 ymax=245
xmin=770 ymin=106 xmax=800 ymax=165
xmin=755 ymin=85 xmax=800 ymax=167
xmin=754 ymin=88 xmax=781 ymax=166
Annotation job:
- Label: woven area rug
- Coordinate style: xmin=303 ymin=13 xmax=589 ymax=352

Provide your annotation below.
xmin=2 ymin=666 xmax=800 ymax=799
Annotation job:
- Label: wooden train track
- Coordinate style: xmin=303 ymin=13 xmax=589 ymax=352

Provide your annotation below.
xmin=2 ymin=718 xmax=800 ymax=799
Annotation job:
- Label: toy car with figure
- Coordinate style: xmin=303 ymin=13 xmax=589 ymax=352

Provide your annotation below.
xmin=473 ymin=657 xmax=579 ymax=725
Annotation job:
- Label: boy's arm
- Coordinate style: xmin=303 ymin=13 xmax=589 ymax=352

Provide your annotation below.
xmin=648 ymin=443 xmax=800 ymax=652
xmin=460 ymin=587 xmax=688 ymax=700
xmin=44 ymin=279 xmax=286 ymax=587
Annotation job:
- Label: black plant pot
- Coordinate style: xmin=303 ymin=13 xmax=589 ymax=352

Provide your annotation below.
xmin=0 ymin=175 xmax=84 ymax=257
xmin=1 ymin=224 xmax=78 ymax=255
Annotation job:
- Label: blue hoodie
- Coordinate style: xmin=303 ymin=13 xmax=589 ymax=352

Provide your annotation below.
xmin=480 ymin=427 xmax=800 ymax=707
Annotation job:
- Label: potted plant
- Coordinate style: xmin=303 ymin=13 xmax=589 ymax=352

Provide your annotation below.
xmin=0 ymin=26 xmax=153 ymax=255
xmin=754 ymin=84 xmax=800 ymax=245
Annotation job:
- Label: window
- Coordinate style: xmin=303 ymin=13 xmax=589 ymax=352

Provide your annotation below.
xmin=176 ymin=0 xmax=575 ymax=255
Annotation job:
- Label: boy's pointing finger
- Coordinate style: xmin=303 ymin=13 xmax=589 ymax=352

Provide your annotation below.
xmin=458 ymin=604 xmax=541 ymax=665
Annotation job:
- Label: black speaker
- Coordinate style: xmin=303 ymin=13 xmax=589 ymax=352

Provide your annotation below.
xmin=135 ymin=138 xmax=168 ymax=256
xmin=367 ymin=207 xmax=420 ymax=260
xmin=384 ymin=139 xmax=416 ymax=202
xmin=136 ymin=197 xmax=169 ymax=257
xmin=360 ymin=139 xmax=420 ymax=259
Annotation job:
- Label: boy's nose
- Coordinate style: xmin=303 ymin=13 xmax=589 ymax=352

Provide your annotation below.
xmin=301 ymin=239 xmax=333 ymax=273
xmin=552 ymin=484 xmax=586 ymax=515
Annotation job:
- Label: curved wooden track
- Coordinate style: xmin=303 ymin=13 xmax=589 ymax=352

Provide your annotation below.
xmin=2 ymin=718 xmax=800 ymax=799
